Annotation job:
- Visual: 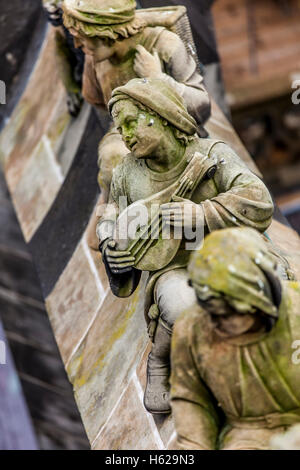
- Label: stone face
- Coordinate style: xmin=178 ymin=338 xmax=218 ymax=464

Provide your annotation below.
xmin=46 ymin=241 xmax=106 ymax=365
xmin=92 ymin=379 xmax=160 ymax=450
xmin=12 ymin=137 xmax=63 ymax=242
xmin=67 ymin=275 xmax=149 ymax=443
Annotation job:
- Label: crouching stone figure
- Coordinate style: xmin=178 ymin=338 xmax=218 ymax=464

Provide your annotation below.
xmin=97 ymin=77 xmax=275 ymax=414
xmin=171 ymin=227 xmax=300 ymax=450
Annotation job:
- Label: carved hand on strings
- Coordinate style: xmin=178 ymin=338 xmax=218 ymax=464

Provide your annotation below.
xmin=161 ymin=196 xmax=204 ymax=230
xmin=104 ymin=239 xmax=136 ymax=274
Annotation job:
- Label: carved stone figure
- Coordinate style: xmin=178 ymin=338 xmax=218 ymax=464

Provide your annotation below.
xmin=171 ymin=227 xmax=300 ymax=450
xmin=97 ymin=78 xmax=275 ymax=414
xmin=62 ymin=0 xmax=211 ymax=201
xmin=43 ymin=1 xmax=84 ymax=116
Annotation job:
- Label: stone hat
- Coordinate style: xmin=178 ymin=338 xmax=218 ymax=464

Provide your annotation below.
xmin=63 ymin=0 xmax=136 ymax=24
xmin=63 ymin=0 xmax=145 ymax=39
xmin=188 ymin=227 xmax=281 ymax=318
xmin=108 ymin=78 xmax=198 ymax=136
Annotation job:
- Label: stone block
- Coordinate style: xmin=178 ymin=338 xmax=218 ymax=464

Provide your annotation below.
xmin=12 ymin=137 xmax=62 ymax=242
xmin=46 ymin=241 xmax=106 ymax=365
xmin=67 ymin=276 xmax=149 ymax=443
xmin=2 ymin=30 xmax=65 ymax=192
xmin=92 ymin=379 xmax=160 ymax=450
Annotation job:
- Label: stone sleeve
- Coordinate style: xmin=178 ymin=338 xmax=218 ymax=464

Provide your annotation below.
xmin=170 ymin=310 xmax=219 ymax=450
xmin=154 ymin=30 xmax=211 ymax=126
xmin=82 ymin=55 xmax=105 ymax=108
xmin=200 ymin=143 xmax=274 ymax=233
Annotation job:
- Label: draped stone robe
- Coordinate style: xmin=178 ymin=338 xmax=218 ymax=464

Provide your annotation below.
xmin=170 ymin=281 xmax=300 ymax=450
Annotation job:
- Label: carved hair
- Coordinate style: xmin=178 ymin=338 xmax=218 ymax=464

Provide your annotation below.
xmin=63 ymin=12 xmax=146 ymax=41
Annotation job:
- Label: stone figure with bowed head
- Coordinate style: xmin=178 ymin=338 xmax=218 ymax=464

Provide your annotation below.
xmin=170 ymin=227 xmax=300 ymax=450
xmin=97 ymin=77 xmax=275 ymax=415
xmin=62 ymin=0 xmax=211 ymax=203
xmin=42 ymin=0 xmax=84 ymax=116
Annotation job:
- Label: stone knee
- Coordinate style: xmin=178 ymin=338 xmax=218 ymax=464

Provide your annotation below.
xmin=154 ymin=269 xmax=197 ymax=332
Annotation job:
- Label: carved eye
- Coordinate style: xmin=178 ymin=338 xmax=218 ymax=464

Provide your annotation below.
xmin=148 ymin=119 xmax=154 ymax=127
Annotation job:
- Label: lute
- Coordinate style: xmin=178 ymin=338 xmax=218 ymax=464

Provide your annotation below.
xmin=114 ymin=152 xmax=217 ymax=271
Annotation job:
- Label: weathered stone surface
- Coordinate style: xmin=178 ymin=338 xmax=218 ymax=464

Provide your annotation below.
xmin=153 ymin=414 xmax=175 ymax=449
xmin=84 ymin=228 xmax=110 ymax=294
xmin=136 ymin=342 xmax=151 ymax=392
xmin=46 ymin=241 xmax=106 ymax=365
xmin=1 ymin=30 xmax=65 ymax=193
xmin=46 ymin=92 xmax=71 ymax=157
xmin=0 ymin=166 xmax=89 ymax=450
xmin=92 ymin=379 xmax=160 ymax=450
xmin=0 ymin=0 xmax=46 ymax=131
xmin=56 ymin=103 xmax=91 ymax=177
xmin=29 ymin=108 xmax=102 ymax=298
xmin=12 ymin=137 xmax=63 ymax=242
xmin=267 ymin=219 xmax=300 ymax=279
xmin=67 ymin=276 xmax=149 ymax=443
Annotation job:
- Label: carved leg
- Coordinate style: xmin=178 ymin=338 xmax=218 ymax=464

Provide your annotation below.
xmin=144 ymin=319 xmax=172 ymax=414
xmin=144 ymin=269 xmax=197 ymax=414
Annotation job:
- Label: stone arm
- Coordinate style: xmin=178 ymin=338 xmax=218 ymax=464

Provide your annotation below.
xmin=170 ymin=311 xmax=219 ymax=450
xmin=162 ymin=142 xmax=273 ymax=234
xmin=200 ymin=143 xmax=274 ymax=233
xmin=154 ymin=30 xmax=211 ymax=126
xmin=82 ymin=55 xmax=106 ymax=109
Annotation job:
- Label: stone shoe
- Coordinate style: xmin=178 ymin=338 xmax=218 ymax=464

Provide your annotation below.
xmin=144 ymin=355 xmax=171 ymax=414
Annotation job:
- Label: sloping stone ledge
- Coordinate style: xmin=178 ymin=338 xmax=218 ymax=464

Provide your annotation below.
xmin=1 ymin=29 xmax=300 ymax=450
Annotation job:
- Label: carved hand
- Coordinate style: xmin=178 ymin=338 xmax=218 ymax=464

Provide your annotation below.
xmin=134 ymin=45 xmax=163 ymax=79
xmin=104 ymin=239 xmax=135 ymax=274
xmin=161 ymin=199 xmax=204 ymax=230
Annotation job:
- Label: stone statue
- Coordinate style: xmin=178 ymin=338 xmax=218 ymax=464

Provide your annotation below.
xmin=43 ymin=0 xmax=84 ymax=116
xmin=97 ymin=77 xmax=275 ymax=414
xmin=170 ymin=227 xmax=300 ymax=450
xmin=62 ymin=0 xmax=211 ymax=202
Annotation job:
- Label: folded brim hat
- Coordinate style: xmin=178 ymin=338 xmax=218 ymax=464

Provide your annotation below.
xmin=109 ymin=78 xmax=197 ymax=136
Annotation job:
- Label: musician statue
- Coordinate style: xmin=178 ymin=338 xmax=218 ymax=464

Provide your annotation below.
xmin=43 ymin=0 xmax=84 ymax=116
xmin=97 ymin=77 xmax=274 ymax=414
xmin=170 ymin=227 xmax=300 ymax=450
xmin=62 ymin=0 xmax=211 ymax=203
